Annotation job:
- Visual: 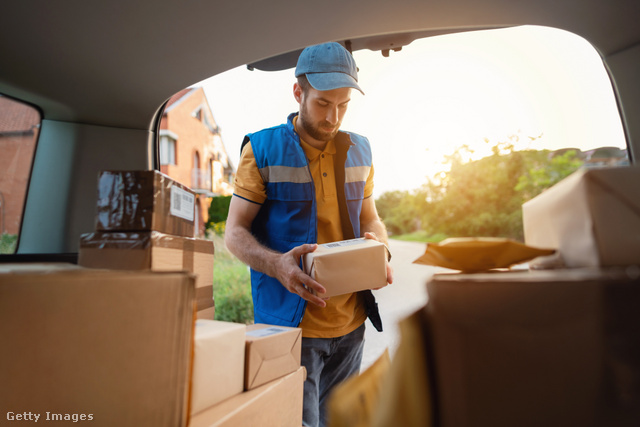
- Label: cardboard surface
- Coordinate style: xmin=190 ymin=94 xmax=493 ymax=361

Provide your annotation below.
xmin=302 ymin=238 xmax=387 ymax=298
xmin=95 ymin=170 xmax=196 ymax=237
xmin=191 ymin=320 xmax=246 ymax=415
xmin=0 ymin=267 xmax=195 ymax=427
xmin=244 ymin=324 xmax=302 ymax=390
xmin=426 ymin=268 xmax=640 ymax=427
xmin=189 ymin=367 xmax=306 ymax=427
xmin=523 ymin=166 xmax=640 ymax=268
xmin=79 ymin=231 xmax=214 ymax=312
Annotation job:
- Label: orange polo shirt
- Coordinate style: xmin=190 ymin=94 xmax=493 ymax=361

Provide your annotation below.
xmin=233 ymin=117 xmax=374 ymax=338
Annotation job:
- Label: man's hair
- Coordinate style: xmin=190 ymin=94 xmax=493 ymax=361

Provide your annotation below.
xmin=297 ymin=75 xmax=311 ymax=95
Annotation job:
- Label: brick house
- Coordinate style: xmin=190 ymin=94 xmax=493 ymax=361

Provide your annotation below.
xmin=159 ymin=87 xmax=235 ymax=236
xmin=0 ymin=96 xmax=40 ymax=236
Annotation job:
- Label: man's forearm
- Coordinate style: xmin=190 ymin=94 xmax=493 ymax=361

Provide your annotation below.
xmin=224 ymin=225 xmax=281 ymax=278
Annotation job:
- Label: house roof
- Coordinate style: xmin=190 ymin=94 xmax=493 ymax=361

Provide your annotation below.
xmin=163 ymin=87 xmax=196 ymax=113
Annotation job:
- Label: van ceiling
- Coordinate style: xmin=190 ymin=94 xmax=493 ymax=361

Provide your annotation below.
xmin=1 ymin=0 xmax=639 ymax=130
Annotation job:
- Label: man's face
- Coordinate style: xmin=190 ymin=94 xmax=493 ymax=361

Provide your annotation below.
xmin=295 ymin=84 xmax=352 ymax=144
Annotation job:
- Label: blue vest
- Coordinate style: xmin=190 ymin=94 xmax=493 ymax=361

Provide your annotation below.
xmin=242 ymin=113 xmax=382 ymax=331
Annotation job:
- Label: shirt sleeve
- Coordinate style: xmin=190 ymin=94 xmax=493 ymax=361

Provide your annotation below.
xmin=233 ymin=142 xmax=267 ymax=204
xmin=363 ymin=164 xmax=375 ymax=199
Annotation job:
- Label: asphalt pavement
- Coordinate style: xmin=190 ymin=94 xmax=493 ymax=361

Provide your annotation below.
xmin=361 ymin=239 xmax=448 ymax=370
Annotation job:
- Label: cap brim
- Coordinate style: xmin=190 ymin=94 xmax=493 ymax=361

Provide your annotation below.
xmin=306 ymin=72 xmax=364 ymax=95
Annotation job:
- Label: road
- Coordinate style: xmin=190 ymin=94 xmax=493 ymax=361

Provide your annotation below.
xmin=361 ymin=239 xmax=447 ymax=370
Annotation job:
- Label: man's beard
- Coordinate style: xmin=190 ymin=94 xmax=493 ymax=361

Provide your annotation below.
xmin=298 ymin=103 xmax=340 ymax=142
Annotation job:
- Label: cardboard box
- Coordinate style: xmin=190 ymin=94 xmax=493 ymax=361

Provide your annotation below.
xmin=244 ymin=324 xmax=302 ymax=390
xmin=302 ymin=238 xmax=387 ymax=298
xmin=426 ymin=268 xmax=640 ymax=427
xmin=78 ymin=231 xmax=214 ymax=315
xmin=95 ymin=170 xmax=196 ymax=237
xmin=191 ymin=320 xmax=246 ymax=415
xmin=523 ymin=166 xmax=640 ymax=268
xmin=0 ymin=265 xmax=195 ymax=427
xmin=189 ymin=367 xmax=306 ymax=427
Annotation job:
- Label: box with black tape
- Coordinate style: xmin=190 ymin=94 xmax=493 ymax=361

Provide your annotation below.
xmin=79 ymin=231 xmax=214 ymax=318
xmin=95 ymin=170 xmax=196 ymax=238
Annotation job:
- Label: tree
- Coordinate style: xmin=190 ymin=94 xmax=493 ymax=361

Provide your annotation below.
xmin=206 ymin=195 xmax=232 ymax=233
xmin=376 ymin=190 xmax=427 ymax=236
xmin=420 ymin=143 xmax=583 ymax=241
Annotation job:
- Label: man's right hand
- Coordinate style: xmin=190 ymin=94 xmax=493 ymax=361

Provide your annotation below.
xmin=274 ymin=243 xmax=328 ymax=308
xmin=225 ymin=195 xmax=327 ymax=307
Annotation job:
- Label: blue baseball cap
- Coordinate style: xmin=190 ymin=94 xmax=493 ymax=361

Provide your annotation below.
xmin=295 ymin=42 xmax=364 ymax=95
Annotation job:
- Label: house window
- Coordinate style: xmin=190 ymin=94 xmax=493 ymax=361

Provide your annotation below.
xmin=159 ymin=133 xmax=177 ymax=165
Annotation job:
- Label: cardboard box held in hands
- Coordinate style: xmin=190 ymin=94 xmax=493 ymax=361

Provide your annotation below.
xmin=302 ymin=238 xmax=388 ymax=298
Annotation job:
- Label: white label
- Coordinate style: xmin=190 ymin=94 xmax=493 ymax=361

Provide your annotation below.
xmin=321 ymin=238 xmax=366 ymax=249
xmin=246 ymin=327 xmax=289 ymax=338
xmin=170 ymin=185 xmax=195 ymax=221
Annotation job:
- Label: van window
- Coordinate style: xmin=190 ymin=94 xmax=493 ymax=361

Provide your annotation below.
xmin=0 ymin=96 xmax=40 ymax=254
xmin=197 ymin=25 xmax=628 ymax=241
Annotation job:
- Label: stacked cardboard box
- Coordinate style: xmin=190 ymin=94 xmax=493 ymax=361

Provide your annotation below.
xmin=0 ymin=264 xmax=196 ymax=427
xmin=189 ymin=323 xmax=304 ymax=426
xmin=523 ymin=166 xmax=640 ymax=268
xmin=79 ymin=170 xmax=215 ymax=319
xmin=426 ymin=268 xmax=640 ymax=427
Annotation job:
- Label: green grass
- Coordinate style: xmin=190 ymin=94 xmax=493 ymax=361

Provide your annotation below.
xmin=210 ymin=233 xmax=254 ymax=324
xmin=1 ymin=234 xmax=17 ymax=254
xmin=391 ymin=230 xmax=448 ymax=243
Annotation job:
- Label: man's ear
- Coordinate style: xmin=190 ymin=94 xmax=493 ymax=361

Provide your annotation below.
xmin=293 ymin=82 xmax=303 ymax=103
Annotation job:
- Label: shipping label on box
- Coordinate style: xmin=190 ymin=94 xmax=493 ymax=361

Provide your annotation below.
xmin=95 ymin=170 xmax=196 ymax=237
xmin=302 ymin=238 xmax=387 ymax=298
xmin=78 ymin=231 xmax=214 ymax=312
xmin=523 ymin=166 xmax=640 ymax=268
xmin=191 ymin=320 xmax=247 ymax=415
xmin=245 ymin=324 xmax=302 ymax=390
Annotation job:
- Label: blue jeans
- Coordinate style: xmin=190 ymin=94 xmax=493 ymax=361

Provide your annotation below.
xmin=301 ymin=323 xmax=366 ymax=427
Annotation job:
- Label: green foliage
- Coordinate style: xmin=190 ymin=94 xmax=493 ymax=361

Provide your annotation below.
xmin=376 ymin=140 xmax=584 ymax=243
xmin=376 ymin=190 xmax=428 ymax=236
xmin=515 ymin=149 xmax=584 ymax=200
xmin=391 ymin=230 xmax=448 ymax=243
xmin=1 ymin=233 xmax=17 ymax=254
xmin=420 ymin=144 xmax=583 ymax=241
xmin=211 ymin=233 xmax=254 ymax=324
xmin=206 ymin=196 xmax=232 ymax=232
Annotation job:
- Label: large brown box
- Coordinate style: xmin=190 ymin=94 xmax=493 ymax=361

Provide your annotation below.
xmin=302 ymin=238 xmax=387 ymax=298
xmin=189 ymin=367 xmax=306 ymax=427
xmin=426 ymin=268 xmax=640 ymax=427
xmin=95 ymin=170 xmax=196 ymax=237
xmin=244 ymin=324 xmax=302 ymax=390
xmin=78 ymin=231 xmax=214 ymax=317
xmin=0 ymin=264 xmax=195 ymax=427
xmin=523 ymin=166 xmax=640 ymax=268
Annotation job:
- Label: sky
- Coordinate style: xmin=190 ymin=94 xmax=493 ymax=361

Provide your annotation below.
xmin=197 ymin=25 xmax=627 ymax=197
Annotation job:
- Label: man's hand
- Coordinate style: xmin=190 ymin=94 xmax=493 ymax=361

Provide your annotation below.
xmin=364 ymin=231 xmax=394 ymax=286
xmin=226 ymin=196 xmax=328 ymax=307
xmin=273 ymin=243 xmax=328 ymax=307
